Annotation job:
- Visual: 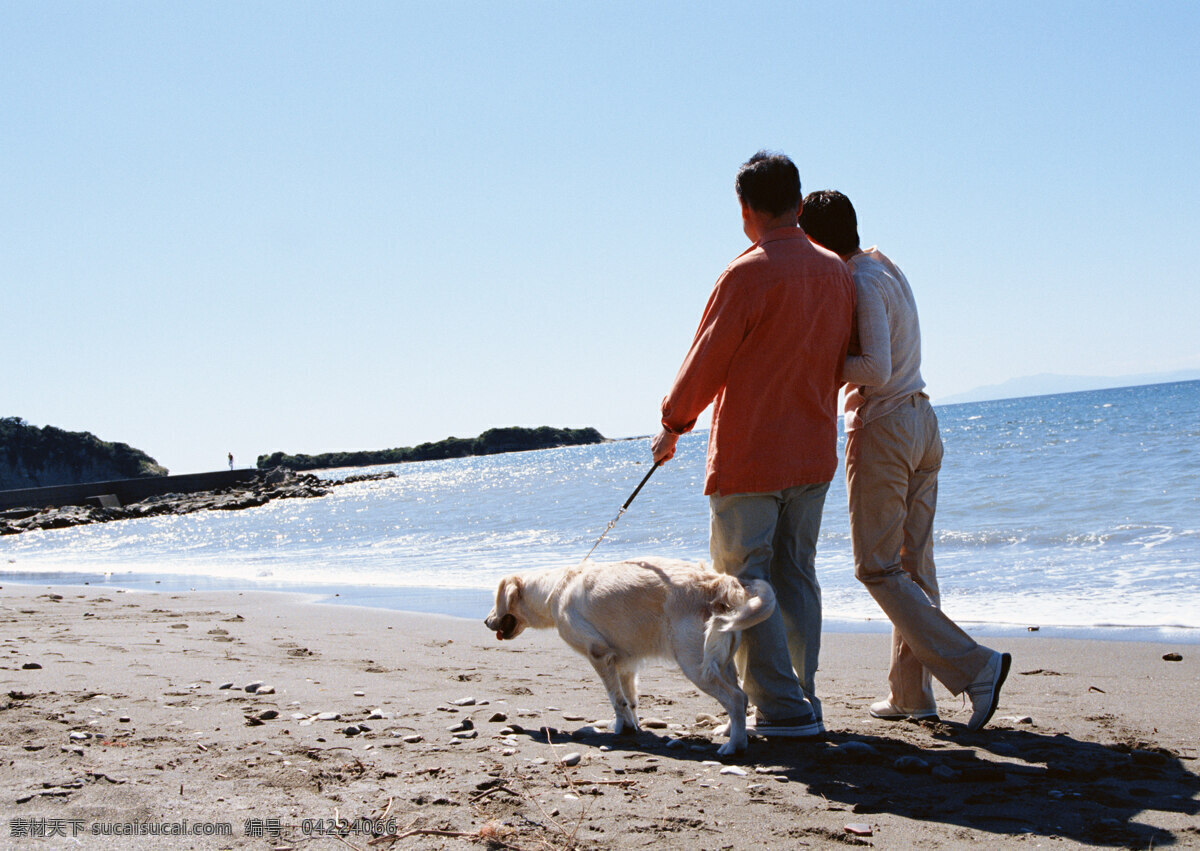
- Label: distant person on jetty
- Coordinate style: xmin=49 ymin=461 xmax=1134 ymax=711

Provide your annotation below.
xmin=228 ymin=452 xmax=234 ymax=470
xmin=800 ymin=190 xmax=1010 ymax=730
xmin=652 ymin=151 xmax=854 ymax=738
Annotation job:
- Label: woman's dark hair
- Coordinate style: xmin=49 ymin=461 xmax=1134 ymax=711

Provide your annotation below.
xmin=799 ymin=190 xmax=860 ymax=256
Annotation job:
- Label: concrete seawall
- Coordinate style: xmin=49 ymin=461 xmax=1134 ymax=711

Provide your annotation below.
xmin=0 ymin=470 xmax=260 ymax=511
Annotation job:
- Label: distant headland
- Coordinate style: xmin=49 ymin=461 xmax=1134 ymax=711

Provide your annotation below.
xmin=0 ymin=419 xmax=609 ymax=491
xmin=0 ymin=417 xmax=167 ymax=489
xmin=256 ymin=426 xmax=607 ymax=472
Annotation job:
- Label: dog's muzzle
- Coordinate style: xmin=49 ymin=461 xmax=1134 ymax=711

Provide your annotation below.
xmin=493 ymin=613 xmax=517 ymax=640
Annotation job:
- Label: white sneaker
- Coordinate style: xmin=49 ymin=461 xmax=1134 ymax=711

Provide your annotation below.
xmin=966 ymin=651 xmax=1011 ymax=731
xmin=713 ymin=713 xmax=826 ymax=738
xmin=753 ymin=714 xmax=825 ymax=738
xmin=868 ymin=699 xmax=938 ymax=721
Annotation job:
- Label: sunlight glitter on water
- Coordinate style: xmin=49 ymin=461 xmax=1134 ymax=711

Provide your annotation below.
xmin=4 ymin=381 xmax=1199 ymax=636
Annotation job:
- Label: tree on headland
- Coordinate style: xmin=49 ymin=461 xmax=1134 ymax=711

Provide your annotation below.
xmin=0 ymin=417 xmax=168 ymax=489
xmin=256 ymin=426 xmax=606 ymax=472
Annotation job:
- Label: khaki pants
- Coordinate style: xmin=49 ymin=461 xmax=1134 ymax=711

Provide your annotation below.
xmin=846 ymin=394 xmax=991 ymax=706
xmin=709 ymin=482 xmax=827 ymax=722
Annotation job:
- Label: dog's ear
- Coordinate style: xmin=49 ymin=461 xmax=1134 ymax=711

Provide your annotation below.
xmin=502 ymin=575 xmax=524 ymax=613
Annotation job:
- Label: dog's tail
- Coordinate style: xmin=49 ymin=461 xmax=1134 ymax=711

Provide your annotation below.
xmin=702 ymin=577 xmax=777 ymax=678
xmin=710 ymin=578 xmax=776 ymax=633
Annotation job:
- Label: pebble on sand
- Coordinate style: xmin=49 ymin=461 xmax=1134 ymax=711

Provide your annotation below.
xmin=893 ymin=755 xmax=929 ymax=773
xmin=560 ymin=752 xmax=582 ymax=766
xmin=837 ymin=741 xmax=879 ymax=758
xmin=1001 ymin=715 xmax=1034 ymax=725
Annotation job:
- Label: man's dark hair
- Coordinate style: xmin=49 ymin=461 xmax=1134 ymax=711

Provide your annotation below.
xmin=799 ymin=190 xmax=860 ymax=257
xmin=735 ymin=151 xmax=801 ymax=217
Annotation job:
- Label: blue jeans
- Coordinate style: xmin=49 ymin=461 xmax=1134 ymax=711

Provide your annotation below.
xmin=709 ymin=481 xmax=829 ymax=722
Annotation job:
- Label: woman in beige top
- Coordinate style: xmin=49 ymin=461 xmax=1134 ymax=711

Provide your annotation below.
xmin=800 ymin=190 xmax=1009 ymax=731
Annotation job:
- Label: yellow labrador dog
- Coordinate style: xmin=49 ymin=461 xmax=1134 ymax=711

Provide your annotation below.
xmin=484 ymin=557 xmax=775 ymax=756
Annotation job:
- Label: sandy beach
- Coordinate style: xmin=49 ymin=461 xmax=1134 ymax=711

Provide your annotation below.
xmin=1 ymin=583 xmax=1197 ymax=849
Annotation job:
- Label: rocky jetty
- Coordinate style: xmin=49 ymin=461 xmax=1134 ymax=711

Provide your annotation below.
xmin=0 ymin=469 xmax=396 ymax=536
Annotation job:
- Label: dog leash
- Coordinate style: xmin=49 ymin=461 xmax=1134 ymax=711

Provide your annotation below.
xmin=580 ymin=460 xmax=662 ymax=562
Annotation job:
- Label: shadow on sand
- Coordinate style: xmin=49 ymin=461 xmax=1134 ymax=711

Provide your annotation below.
xmin=511 ymin=718 xmax=1199 ymax=848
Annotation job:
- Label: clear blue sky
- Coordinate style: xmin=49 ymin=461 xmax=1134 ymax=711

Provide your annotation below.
xmin=3 ymin=2 xmax=1197 ymax=473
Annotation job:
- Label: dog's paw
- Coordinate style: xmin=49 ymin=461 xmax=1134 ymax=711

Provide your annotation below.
xmin=717 ymin=737 xmax=747 ymax=756
xmin=611 ymin=718 xmax=640 ymax=737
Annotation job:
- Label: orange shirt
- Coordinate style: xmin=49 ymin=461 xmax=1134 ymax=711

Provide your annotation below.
xmin=661 ymin=226 xmax=855 ymax=495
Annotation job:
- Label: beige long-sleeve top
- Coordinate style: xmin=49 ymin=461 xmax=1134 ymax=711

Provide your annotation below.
xmin=842 ymin=247 xmax=926 ymax=431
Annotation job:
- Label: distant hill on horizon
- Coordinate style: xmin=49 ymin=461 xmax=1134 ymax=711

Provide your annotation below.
xmin=257 ymin=425 xmax=607 ymax=472
xmin=935 ymin=369 xmax=1200 ymax=406
xmin=0 ymin=417 xmax=168 ymax=489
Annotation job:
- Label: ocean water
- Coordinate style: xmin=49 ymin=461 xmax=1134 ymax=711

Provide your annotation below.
xmin=3 ymin=380 xmax=1198 ymax=642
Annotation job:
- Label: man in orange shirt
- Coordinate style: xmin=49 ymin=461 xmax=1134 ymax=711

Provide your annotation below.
xmin=652 ymin=151 xmax=854 ymax=737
